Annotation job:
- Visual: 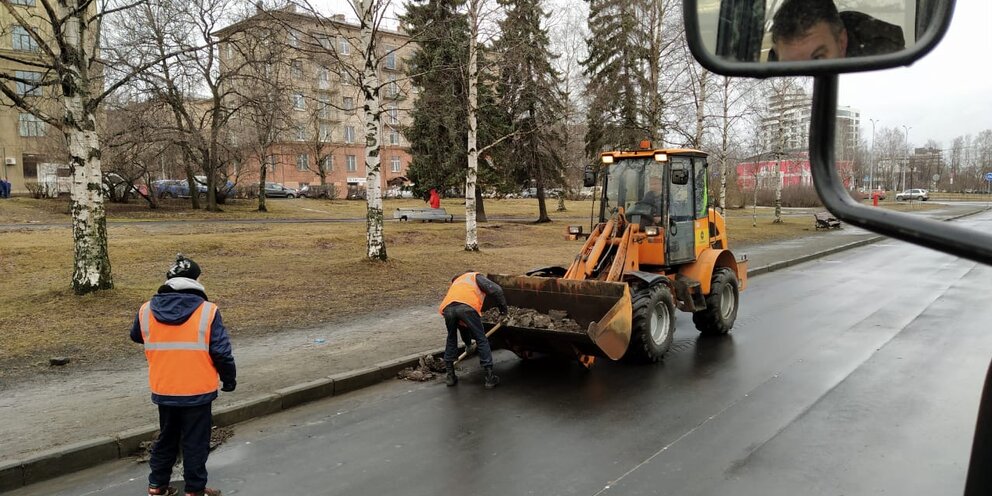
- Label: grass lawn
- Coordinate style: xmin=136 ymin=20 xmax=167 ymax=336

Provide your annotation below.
xmin=0 ymin=197 xmax=836 ymax=376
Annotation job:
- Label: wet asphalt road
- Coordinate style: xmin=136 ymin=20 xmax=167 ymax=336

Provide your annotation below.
xmin=14 ymin=211 xmax=992 ymax=496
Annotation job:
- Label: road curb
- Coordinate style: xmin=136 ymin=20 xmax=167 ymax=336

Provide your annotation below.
xmin=0 ymin=348 xmax=445 ymax=494
xmin=4 ymin=206 xmax=987 ymax=493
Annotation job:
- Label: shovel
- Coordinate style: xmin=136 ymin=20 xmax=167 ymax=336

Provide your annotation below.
xmin=454 ymin=321 xmax=504 ymax=366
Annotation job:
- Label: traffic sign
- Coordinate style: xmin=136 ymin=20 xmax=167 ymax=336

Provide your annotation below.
xmin=985 ymin=172 xmax=992 ymax=182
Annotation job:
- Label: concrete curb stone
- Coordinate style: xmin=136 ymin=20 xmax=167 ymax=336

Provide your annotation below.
xmin=0 ymin=459 xmax=24 ymax=491
xmin=4 ymin=206 xmax=986 ymax=493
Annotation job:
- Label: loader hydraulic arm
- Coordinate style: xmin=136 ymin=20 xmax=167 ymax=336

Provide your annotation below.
xmin=563 ymin=212 xmax=640 ymax=282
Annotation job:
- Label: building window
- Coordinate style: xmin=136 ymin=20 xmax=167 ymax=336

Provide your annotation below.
xmin=337 ymin=36 xmax=350 ymax=55
xmin=384 ymin=46 xmax=396 ymax=70
xmin=386 ymin=76 xmax=399 ymax=98
xmin=18 ymin=113 xmax=44 ymax=136
xmin=391 ymin=156 xmax=401 ymax=173
xmin=346 ymin=155 xmax=357 ymax=172
xmin=296 ymin=154 xmax=309 ymax=171
xmin=291 ymin=60 xmax=304 ymax=79
xmin=387 ymin=106 xmax=399 ymax=125
xmin=317 ymin=67 xmax=330 ymax=89
xmin=296 ymin=125 xmax=307 ymax=141
xmin=317 ymin=35 xmax=332 ymax=50
xmin=389 ymin=129 xmax=400 ymax=145
xmin=318 ymin=95 xmax=332 ymax=119
xmin=12 ymin=0 xmax=36 ymax=5
xmin=15 ymin=71 xmax=41 ymax=96
xmin=292 ymin=93 xmax=306 ymax=111
xmin=321 ymin=156 xmax=333 ymax=172
xmin=12 ymin=26 xmax=37 ymax=51
xmin=319 ymin=123 xmax=331 ymax=142
xmin=344 ymin=125 xmax=355 ymax=143
xmin=343 ymin=96 xmax=354 ymax=111
xmin=288 ymin=29 xmax=300 ymax=48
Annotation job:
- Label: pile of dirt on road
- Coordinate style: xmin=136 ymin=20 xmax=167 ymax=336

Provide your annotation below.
xmin=397 ymin=354 xmax=447 ymax=382
xmin=484 ymin=306 xmax=584 ymax=333
xmin=134 ymin=426 xmax=234 ymax=463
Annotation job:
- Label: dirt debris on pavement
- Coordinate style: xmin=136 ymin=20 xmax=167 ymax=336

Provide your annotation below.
xmin=484 ymin=306 xmax=584 ymax=333
xmin=134 ymin=426 xmax=234 ymax=463
xmin=397 ymin=354 xmax=447 ymax=381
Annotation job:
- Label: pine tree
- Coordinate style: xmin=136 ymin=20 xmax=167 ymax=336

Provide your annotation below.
xmin=496 ymin=0 xmax=566 ymax=223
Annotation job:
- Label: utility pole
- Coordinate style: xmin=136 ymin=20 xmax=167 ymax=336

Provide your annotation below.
xmin=869 ymin=118 xmax=878 ymax=191
xmin=901 ymin=125 xmax=912 ymax=191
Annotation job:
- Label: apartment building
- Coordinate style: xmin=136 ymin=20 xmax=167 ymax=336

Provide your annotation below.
xmin=215 ymin=5 xmax=415 ymax=198
xmin=760 ymin=87 xmax=859 ymax=159
xmin=0 ymin=0 xmax=67 ymax=194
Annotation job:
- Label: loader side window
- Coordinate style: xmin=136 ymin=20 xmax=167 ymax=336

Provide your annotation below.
xmin=694 ymin=158 xmax=708 ymax=219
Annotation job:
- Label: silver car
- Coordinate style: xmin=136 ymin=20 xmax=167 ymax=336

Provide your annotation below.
xmin=895 ymin=188 xmax=928 ymax=201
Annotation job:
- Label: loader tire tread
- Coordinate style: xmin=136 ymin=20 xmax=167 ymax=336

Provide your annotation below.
xmin=692 ymin=268 xmax=739 ymax=335
xmin=623 ymin=285 xmax=675 ymax=364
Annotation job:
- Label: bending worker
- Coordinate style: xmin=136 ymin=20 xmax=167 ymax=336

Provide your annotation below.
xmin=440 ymin=271 xmax=508 ymax=389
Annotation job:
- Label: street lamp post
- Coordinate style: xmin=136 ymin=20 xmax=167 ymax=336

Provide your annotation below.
xmin=869 ymin=118 xmax=879 ymax=191
xmin=901 ymin=125 xmax=912 ymax=191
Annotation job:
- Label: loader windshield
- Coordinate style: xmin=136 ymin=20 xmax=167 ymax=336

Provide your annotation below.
xmin=605 ymin=158 xmax=665 ymax=222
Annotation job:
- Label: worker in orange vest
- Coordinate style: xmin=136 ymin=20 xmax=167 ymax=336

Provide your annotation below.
xmin=440 ymin=271 xmax=508 ymax=388
xmin=130 ymin=254 xmax=236 ymax=496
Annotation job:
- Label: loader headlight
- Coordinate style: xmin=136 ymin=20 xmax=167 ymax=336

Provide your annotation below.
xmin=654 ymin=153 xmax=668 ymax=162
xmin=601 ymin=155 xmax=614 ymax=164
xmin=568 ymin=225 xmax=583 ymax=235
xmin=644 ymin=226 xmax=660 ymax=236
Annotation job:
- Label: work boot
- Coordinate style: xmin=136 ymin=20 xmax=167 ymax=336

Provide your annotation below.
xmin=148 ymin=486 xmax=178 ymax=496
xmin=445 ymin=362 xmax=458 ymax=387
xmin=484 ymin=367 xmax=500 ymax=389
xmin=184 ymin=489 xmax=221 ymax=496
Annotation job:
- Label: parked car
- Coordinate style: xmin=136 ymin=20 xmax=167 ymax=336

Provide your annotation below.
xmin=193 ymin=175 xmax=236 ymax=201
xmin=860 ymin=189 xmax=886 ymax=201
xmin=896 ymin=188 xmax=928 ymax=201
xmin=264 ymin=182 xmax=298 ymax=198
xmin=152 ymin=179 xmax=187 ymax=199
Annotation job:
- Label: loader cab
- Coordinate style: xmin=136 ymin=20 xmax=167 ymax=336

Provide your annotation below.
xmin=598 ymin=150 xmax=710 ymax=266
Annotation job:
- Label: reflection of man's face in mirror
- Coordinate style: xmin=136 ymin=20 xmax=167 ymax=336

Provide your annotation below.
xmin=771 ymin=0 xmax=848 ymax=61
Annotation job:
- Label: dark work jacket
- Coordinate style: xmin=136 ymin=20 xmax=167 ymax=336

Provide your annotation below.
xmin=841 ymin=11 xmax=906 ymax=58
xmin=130 ymin=278 xmax=237 ymax=407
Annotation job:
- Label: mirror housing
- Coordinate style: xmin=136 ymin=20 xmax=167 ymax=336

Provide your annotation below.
xmin=671 ymin=164 xmax=690 ymax=185
xmin=683 ymin=0 xmax=956 ymax=77
xmin=583 ymin=165 xmax=598 ymax=188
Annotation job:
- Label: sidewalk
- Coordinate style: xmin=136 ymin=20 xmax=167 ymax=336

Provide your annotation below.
xmin=0 ymin=202 xmax=984 ymax=490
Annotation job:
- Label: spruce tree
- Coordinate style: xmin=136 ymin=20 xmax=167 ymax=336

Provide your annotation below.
xmin=401 ymin=0 xmax=470 ymax=198
xmin=582 ymin=0 xmax=648 ymax=156
xmin=496 ymin=0 xmax=566 ymax=223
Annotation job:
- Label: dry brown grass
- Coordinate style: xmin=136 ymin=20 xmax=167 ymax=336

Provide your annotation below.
xmin=0 ymin=198 xmax=830 ymax=376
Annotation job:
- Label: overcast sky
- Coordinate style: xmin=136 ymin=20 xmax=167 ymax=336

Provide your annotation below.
xmin=838 ymin=0 xmax=992 ymax=147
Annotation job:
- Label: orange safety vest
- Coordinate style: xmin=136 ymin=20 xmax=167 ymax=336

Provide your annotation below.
xmin=139 ymin=301 xmax=219 ymax=397
xmin=439 ymin=272 xmax=486 ymax=315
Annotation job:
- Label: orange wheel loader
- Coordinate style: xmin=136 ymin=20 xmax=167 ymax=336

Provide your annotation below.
xmin=483 ymin=144 xmax=748 ymax=364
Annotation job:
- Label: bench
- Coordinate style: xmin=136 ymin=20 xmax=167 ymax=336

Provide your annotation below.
xmin=393 ymin=208 xmax=454 ymax=222
xmin=814 ymin=211 xmax=842 ymax=230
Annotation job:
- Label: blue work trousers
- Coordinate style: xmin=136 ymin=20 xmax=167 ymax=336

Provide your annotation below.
xmin=442 ymin=303 xmax=493 ymax=368
xmin=148 ymin=403 xmax=212 ymax=493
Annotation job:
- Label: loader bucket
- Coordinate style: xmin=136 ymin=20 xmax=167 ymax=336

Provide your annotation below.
xmin=483 ymin=274 xmax=632 ymax=360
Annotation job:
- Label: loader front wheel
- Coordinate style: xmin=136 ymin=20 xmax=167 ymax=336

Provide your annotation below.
xmin=624 ymin=286 xmax=676 ymax=363
xmin=693 ymin=268 xmax=739 ymax=335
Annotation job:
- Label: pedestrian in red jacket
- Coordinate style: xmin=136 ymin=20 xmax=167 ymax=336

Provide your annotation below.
xmin=429 ymin=188 xmax=440 ymax=209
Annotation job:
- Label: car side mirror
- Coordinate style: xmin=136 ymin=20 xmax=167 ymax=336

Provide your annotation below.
xmin=583 ymin=165 xmax=597 ymax=188
xmin=683 ymin=0 xmax=955 ymax=77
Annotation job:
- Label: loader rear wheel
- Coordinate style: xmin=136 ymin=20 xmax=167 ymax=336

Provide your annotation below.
xmin=692 ymin=268 xmax=739 ymax=335
xmin=623 ymin=286 xmax=675 ymax=363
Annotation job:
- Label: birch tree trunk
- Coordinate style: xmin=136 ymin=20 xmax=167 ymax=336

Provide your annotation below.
xmin=64 ymin=6 xmax=112 ymax=294
xmin=357 ymin=0 xmax=387 ymax=260
xmin=464 ymin=0 xmax=480 ymax=251
xmin=720 ymin=77 xmax=730 ymax=209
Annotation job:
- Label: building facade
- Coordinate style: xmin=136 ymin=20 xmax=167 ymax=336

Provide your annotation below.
xmin=760 ymin=87 xmax=860 ymax=163
xmin=216 ymin=6 xmax=415 ymax=198
xmin=0 ymin=0 xmax=67 ymax=194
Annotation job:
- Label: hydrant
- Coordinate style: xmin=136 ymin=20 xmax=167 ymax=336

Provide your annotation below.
xmin=872 ymin=191 xmax=880 ymax=207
